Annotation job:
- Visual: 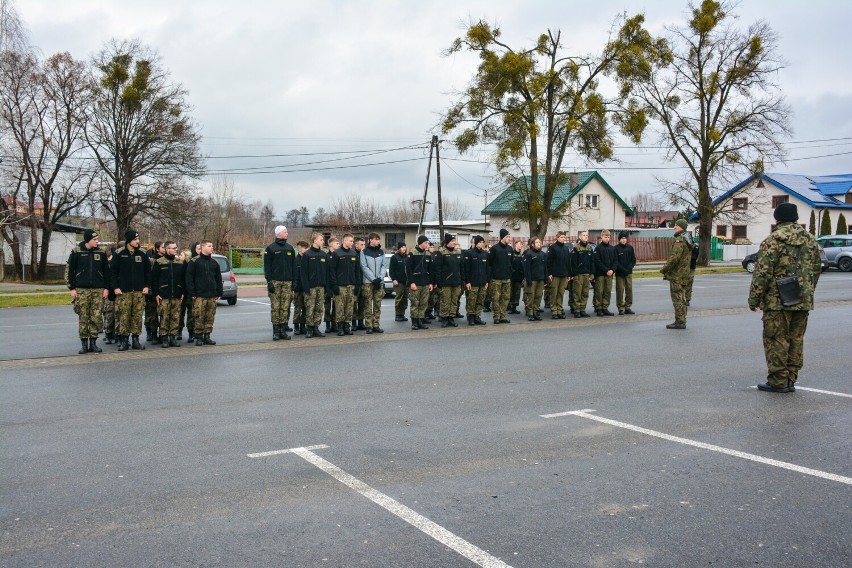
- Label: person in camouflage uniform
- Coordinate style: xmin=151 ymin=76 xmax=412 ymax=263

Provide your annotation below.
xmin=748 ymin=203 xmax=821 ymax=393
xmin=330 ymin=234 xmax=361 ymax=336
xmin=359 ymin=233 xmax=387 ymax=334
xmin=151 ymin=241 xmax=186 ymax=347
xmin=660 ymin=219 xmax=692 ymax=329
xmin=488 ymin=228 xmax=514 ymax=324
xmin=185 ymin=240 xmax=223 ymax=346
xmin=434 ymin=233 xmax=463 ymax=328
xmin=302 ymin=233 xmax=331 ymax=338
xmin=352 ymin=237 xmax=368 ymax=330
xmin=462 ymin=235 xmax=489 ymax=326
xmin=144 ymin=242 xmax=164 ymax=343
xmin=291 ymin=241 xmax=310 ymax=335
xmin=522 ymin=237 xmax=547 ymax=321
xmin=389 ymin=242 xmax=409 ymax=321
xmin=570 ymin=231 xmax=594 ymax=317
xmin=111 ymin=229 xmax=151 ymax=350
xmin=264 ymin=225 xmax=297 ymax=341
xmin=66 ymin=229 xmax=110 ymax=354
xmin=407 ymin=235 xmax=434 ymax=330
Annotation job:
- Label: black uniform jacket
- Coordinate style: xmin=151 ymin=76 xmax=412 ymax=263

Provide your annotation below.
xmin=487 ymin=242 xmax=514 ymax=280
xmin=67 ymin=243 xmax=110 ymax=290
xmin=264 ymin=238 xmax=297 ymax=283
xmin=185 ymin=254 xmax=223 ymax=298
xmin=570 ymin=242 xmax=594 ymax=275
xmin=389 ymin=252 xmax=407 ymax=283
xmin=593 ymin=242 xmax=618 ymax=276
xmin=300 ymin=245 xmax=329 ymax=290
xmin=546 ymin=241 xmax=572 ymax=277
xmin=330 ymin=246 xmax=361 ymax=291
xmin=462 ymin=247 xmax=489 ymax=287
xmin=151 ymin=255 xmax=187 ymax=299
xmin=523 ymin=248 xmax=548 ymax=282
xmin=434 ymin=246 xmax=463 ymax=287
xmin=110 ymin=245 xmax=150 ymax=292
xmin=405 ymin=247 xmax=432 ymax=286
xmin=615 ymin=243 xmax=637 ymax=276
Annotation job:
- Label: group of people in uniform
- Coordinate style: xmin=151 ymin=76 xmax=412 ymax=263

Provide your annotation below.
xmin=66 ymin=228 xmax=222 ymax=354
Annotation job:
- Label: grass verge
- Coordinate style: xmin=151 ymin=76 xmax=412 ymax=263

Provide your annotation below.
xmin=0 ymin=292 xmax=72 ymax=308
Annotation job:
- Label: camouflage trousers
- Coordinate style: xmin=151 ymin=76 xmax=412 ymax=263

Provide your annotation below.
xmin=465 ymin=285 xmax=487 ymax=316
xmin=524 ymin=280 xmax=545 ymax=316
xmin=360 ymin=285 xmax=384 ymax=328
xmin=102 ymin=299 xmax=115 ymax=335
xmin=762 ymin=310 xmax=810 ymax=388
xmin=116 ymin=291 xmax=145 ymax=336
xmin=668 ymin=280 xmax=688 ymax=325
xmin=393 ymin=284 xmax=409 ymax=316
xmin=192 ymin=297 xmax=218 ymax=334
xmin=408 ymin=286 xmax=430 ymax=318
xmin=145 ymin=294 xmax=159 ymax=333
xmin=324 ymin=291 xmax=336 ymax=323
xmin=685 ymin=271 xmax=696 ymax=303
xmin=615 ymin=275 xmax=633 ymax=310
xmin=76 ymin=288 xmax=104 ymax=338
xmin=158 ymin=298 xmax=182 ymax=335
xmin=510 ymin=280 xmax=523 ymax=306
xmin=180 ymin=295 xmax=193 ymax=335
xmin=428 ymin=287 xmax=439 ymax=313
xmin=593 ymin=275 xmax=613 ymax=310
xmin=335 ymin=285 xmax=356 ymax=322
xmin=292 ymin=291 xmax=306 ymax=324
xmin=354 ymin=288 xmax=365 ymax=320
xmin=489 ymin=279 xmax=511 ymax=319
xmin=268 ymin=281 xmax=293 ymax=324
xmin=549 ymin=276 xmax=569 ymax=316
xmin=571 ymin=274 xmax=591 ymax=313
xmin=439 ymin=286 xmax=462 ymax=318
xmin=305 ymin=287 xmax=326 ymax=326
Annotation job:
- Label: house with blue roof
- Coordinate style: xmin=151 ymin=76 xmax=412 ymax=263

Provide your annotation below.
xmin=482 ymin=171 xmax=635 ymax=238
xmin=705 ymin=173 xmax=852 ymax=244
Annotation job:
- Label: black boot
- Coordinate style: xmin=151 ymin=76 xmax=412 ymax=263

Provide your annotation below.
xmin=293 ymin=323 xmax=303 ymax=336
xmin=79 ymin=339 xmax=89 ymax=354
xmin=146 ymin=330 xmax=154 ymax=342
xmin=356 ymin=319 xmax=366 ymax=331
xmin=283 ymin=323 xmax=293 ymax=332
xmin=475 ymin=316 xmax=486 ymax=325
xmin=411 ymin=318 xmax=421 ymax=330
xmin=313 ymin=326 xmax=325 ymax=338
xmin=104 ymin=332 xmax=115 ymax=345
xmin=196 ymin=334 xmax=204 ymax=346
xmin=372 ymin=327 xmax=384 ymax=334
xmin=118 ymin=335 xmax=130 ymax=351
xmin=338 ymin=323 xmax=346 ymax=336
xmin=395 ymin=314 xmax=408 ymax=322
xmin=305 ymin=325 xmax=315 ymax=338
xmin=169 ymin=335 xmax=179 ymax=347
xmin=325 ymin=321 xmax=332 ymax=333
xmin=419 ymin=318 xmax=430 ymax=330
xmin=468 ymin=315 xmax=475 ymax=326
xmin=89 ymin=338 xmax=102 ymax=353
xmin=273 ymin=324 xmax=281 ymax=341
xmin=131 ymin=335 xmax=145 ymax=350
xmin=344 ymin=322 xmax=354 ymax=336
xmin=161 ymin=335 xmax=169 ymax=348
xmin=446 ymin=316 xmax=458 ymax=327
xmin=202 ymin=333 xmax=216 ymax=345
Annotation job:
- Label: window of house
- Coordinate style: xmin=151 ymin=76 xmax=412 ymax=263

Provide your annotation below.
xmin=385 ymin=233 xmax=404 ymax=249
xmin=585 ymin=194 xmax=599 ymax=209
xmin=716 ymin=225 xmax=728 ymax=237
xmin=733 ymin=197 xmax=748 ymax=211
xmin=771 ymin=195 xmax=789 ymax=208
xmin=732 ymin=225 xmax=748 ymax=239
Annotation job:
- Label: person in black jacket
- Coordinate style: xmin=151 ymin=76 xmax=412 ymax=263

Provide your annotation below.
xmin=462 ymin=235 xmax=489 ymax=326
xmin=406 ymin=235 xmax=433 ymax=330
xmin=434 ymin=233 xmax=463 ymax=328
xmin=110 ymin=229 xmax=151 ymax=350
xmin=488 ymin=228 xmax=515 ymax=324
xmin=301 ymin=232 xmax=330 ymax=338
xmin=615 ymin=232 xmax=637 ymax=315
xmin=546 ymin=231 xmax=572 ymax=319
xmin=264 ymin=225 xmax=297 ymax=341
xmin=592 ymin=230 xmax=618 ymax=316
xmin=330 ymin=234 xmax=361 ymax=336
xmin=570 ymin=231 xmax=594 ymax=318
xmin=508 ymin=240 xmax=525 ymax=314
xmin=389 ymin=242 xmax=409 ymax=321
xmin=151 ymin=241 xmax=187 ymax=347
xmin=66 ymin=229 xmax=110 ymax=354
xmin=522 ymin=237 xmax=547 ymax=321
xmin=185 ymin=240 xmax=223 ymax=346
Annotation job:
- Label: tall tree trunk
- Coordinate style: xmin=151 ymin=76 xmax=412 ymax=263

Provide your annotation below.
xmin=38 ymin=225 xmax=52 ymax=279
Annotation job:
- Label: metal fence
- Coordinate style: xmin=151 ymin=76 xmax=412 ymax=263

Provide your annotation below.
xmin=228 ymin=246 xmax=264 ymax=274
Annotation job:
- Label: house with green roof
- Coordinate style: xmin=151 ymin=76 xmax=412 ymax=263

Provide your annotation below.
xmin=482 ymin=171 xmax=635 ymax=237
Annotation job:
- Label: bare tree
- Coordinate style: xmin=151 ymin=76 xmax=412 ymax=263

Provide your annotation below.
xmin=434 ymin=196 xmax=472 ymax=221
xmin=385 ymin=196 xmax=421 ymax=224
xmin=86 ymin=39 xmax=204 ymax=240
xmin=630 ymin=191 xmax=663 ymax=213
xmin=199 ymin=176 xmax=238 ymax=250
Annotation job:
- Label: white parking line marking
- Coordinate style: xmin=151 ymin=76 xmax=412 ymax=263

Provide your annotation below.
xmin=542 ymin=409 xmax=852 ymax=486
xmin=247 ymin=444 xmax=329 ymax=458
xmin=234 ymin=298 xmax=270 ymax=306
xmin=748 ymin=385 xmax=852 ymax=398
xmin=250 ymin=446 xmax=513 ymax=568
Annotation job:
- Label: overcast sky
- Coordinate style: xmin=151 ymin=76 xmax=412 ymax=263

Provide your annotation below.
xmin=15 ymin=0 xmax=852 ymax=220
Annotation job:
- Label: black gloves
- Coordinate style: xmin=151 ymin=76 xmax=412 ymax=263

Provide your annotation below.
xmin=267 ymin=281 xmax=275 ymax=294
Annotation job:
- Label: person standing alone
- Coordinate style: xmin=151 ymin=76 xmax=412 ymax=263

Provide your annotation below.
xmin=66 ymin=229 xmax=110 ymax=354
xmin=660 ymin=219 xmax=692 ymax=329
xmin=748 ymin=203 xmax=821 ymax=393
xmin=264 ymin=225 xmax=297 ymax=341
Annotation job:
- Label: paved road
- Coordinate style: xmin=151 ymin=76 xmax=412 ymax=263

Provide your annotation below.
xmin=1 ymin=273 xmax=850 ymax=567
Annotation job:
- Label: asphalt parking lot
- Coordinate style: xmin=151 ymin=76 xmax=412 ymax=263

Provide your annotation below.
xmin=1 ymin=272 xmax=850 ymax=567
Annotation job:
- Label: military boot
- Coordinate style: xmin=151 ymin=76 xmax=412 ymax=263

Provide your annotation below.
xmin=305 ymin=326 xmax=315 ymax=338
xmin=146 ymin=330 xmax=154 ymax=342
xmin=446 ymin=316 xmax=458 ymax=327
xmin=293 ymin=323 xmax=302 ymax=336
xmin=195 ymin=334 xmax=204 ymax=346
xmin=104 ymin=332 xmax=116 ymax=344
xmin=344 ymin=322 xmax=354 ymax=336
xmin=440 ymin=317 xmax=449 ymax=328
xmin=280 ymin=326 xmax=291 ymax=340
xmin=169 ymin=335 xmax=179 ymax=347
xmin=161 ymin=335 xmax=170 ymax=348
xmin=338 ymin=323 xmax=346 ymax=336
xmin=89 ymin=338 xmax=102 ymax=353
xmin=313 ymin=326 xmax=325 ymax=338
xmin=272 ymin=324 xmax=281 ymax=341
xmin=467 ymin=315 xmax=475 ymax=326
xmin=395 ymin=315 xmax=407 ymax=322
xmin=202 ymin=333 xmax=216 ymax=345
xmin=419 ymin=318 xmax=430 ymax=330
xmin=79 ymin=339 xmax=89 ymax=354
xmin=117 ymin=335 xmax=130 ymax=351
xmin=131 ymin=335 xmax=145 ymax=350
xmin=411 ymin=319 xmax=421 ymax=330
xmin=356 ymin=319 xmax=366 ymax=331
xmin=325 ymin=321 xmax=332 ymax=333
xmin=475 ymin=316 xmax=486 ymax=325
xmin=283 ymin=323 xmax=293 ymax=332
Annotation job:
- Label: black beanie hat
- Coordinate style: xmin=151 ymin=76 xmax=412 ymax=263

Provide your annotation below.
xmin=773 ymin=202 xmax=798 ymax=223
xmin=472 ymin=235 xmax=485 ymax=245
xmin=499 ymin=228 xmax=510 ymax=239
xmin=124 ymin=229 xmax=139 ymax=243
xmin=443 ymin=233 xmax=455 ymax=246
xmin=618 ymin=231 xmax=628 ymax=240
xmin=417 ymin=235 xmax=429 ymax=246
xmin=397 ymin=241 xmax=406 ymax=249
xmin=83 ymin=229 xmax=98 ymax=243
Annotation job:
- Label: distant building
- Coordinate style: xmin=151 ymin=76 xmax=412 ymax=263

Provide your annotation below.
xmin=482 ymin=171 xmax=634 ymax=237
xmin=625 ymin=210 xmax=680 ymax=228
xmin=304 ymin=221 xmax=491 ymax=249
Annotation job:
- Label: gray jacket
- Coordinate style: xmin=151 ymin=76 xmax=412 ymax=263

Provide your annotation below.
xmin=360 ymin=245 xmax=387 ymax=284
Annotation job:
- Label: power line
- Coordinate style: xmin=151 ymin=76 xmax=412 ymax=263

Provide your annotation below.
xmin=202 ymin=157 xmax=423 ymax=176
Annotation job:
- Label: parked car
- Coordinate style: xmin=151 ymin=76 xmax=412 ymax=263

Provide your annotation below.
xmin=382 ymin=253 xmax=395 ymax=297
xmin=742 ymin=246 xmax=829 ymax=273
xmin=212 ymin=253 xmax=238 ymax=305
xmin=816 ymin=235 xmax=852 ymax=272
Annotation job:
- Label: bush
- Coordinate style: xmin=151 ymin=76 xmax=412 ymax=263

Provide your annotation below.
xmin=837 ymin=213 xmax=848 ymax=235
xmin=231 ymin=248 xmax=242 ymax=268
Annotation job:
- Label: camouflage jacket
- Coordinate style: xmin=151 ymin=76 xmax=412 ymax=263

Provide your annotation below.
xmin=748 ymin=222 xmax=821 ymax=311
xmin=660 ymin=233 xmax=692 ymax=285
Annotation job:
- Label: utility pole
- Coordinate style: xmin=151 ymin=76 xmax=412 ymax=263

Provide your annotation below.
xmin=417 ymin=139 xmax=434 ymax=235
xmin=434 ymin=135 xmax=444 ymax=241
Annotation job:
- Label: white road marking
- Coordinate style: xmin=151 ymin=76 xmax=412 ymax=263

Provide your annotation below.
xmin=748 ymin=385 xmax=852 ymax=398
xmin=250 ymin=445 xmax=513 ymax=568
xmin=542 ymin=409 xmax=852 ymax=486
xmin=247 ymin=444 xmax=329 ymax=458
xmin=233 ymin=298 xmax=270 ymax=306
